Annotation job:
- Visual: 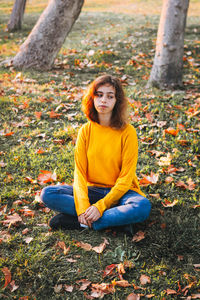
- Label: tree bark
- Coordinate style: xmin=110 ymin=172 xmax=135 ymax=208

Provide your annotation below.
xmin=12 ymin=0 xmax=84 ymax=70
xmin=147 ymin=0 xmax=189 ymax=90
xmin=7 ymin=0 xmax=27 ymax=32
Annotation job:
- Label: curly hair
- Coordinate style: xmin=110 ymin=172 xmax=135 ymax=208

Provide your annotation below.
xmin=82 ymin=74 xmax=128 ymax=129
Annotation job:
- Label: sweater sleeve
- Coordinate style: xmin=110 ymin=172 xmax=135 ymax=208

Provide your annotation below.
xmin=73 ymin=124 xmax=91 ymax=216
xmin=93 ymin=126 xmax=138 ymax=216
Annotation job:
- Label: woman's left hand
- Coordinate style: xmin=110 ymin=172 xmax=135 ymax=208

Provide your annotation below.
xmin=84 ymin=206 xmax=101 ymax=225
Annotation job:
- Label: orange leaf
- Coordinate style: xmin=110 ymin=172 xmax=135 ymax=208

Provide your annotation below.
xmin=2 ymin=213 xmax=22 ymax=227
xmin=35 ymin=111 xmax=42 ymax=119
xmin=149 ymin=193 xmax=160 ymax=199
xmin=161 ymin=199 xmax=178 ymax=208
xmin=19 ymin=207 xmax=35 ymax=217
xmin=140 ymin=274 xmax=151 ymax=285
xmin=92 ymin=238 xmax=109 ymax=254
xmin=165 ymin=289 xmax=177 ymax=295
xmin=75 ymin=241 xmax=92 ymax=251
xmin=165 ymin=176 xmax=174 ymax=183
xmin=76 ymin=279 xmax=91 ymax=291
xmin=2 ymin=267 xmax=11 ymax=288
xmin=37 ymin=170 xmax=57 ymax=185
xmin=132 ymin=231 xmax=145 ymax=242
xmin=112 ymin=280 xmax=131 ymax=287
xmin=91 ymin=283 xmax=115 ymax=295
xmin=165 ymin=127 xmax=179 ymax=136
xmin=139 ymin=171 xmax=159 ymax=186
xmin=36 ymin=148 xmax=45 ymax=154
xmin=49 ymin=110 xmax=62 ymax=119
xmin=102 ymin=264 xmax=117 ymax=278
xmin=126 ymin=292 xmax=140 ymax=300
xmin=57 ymin=241 xmax=70 ymax=255
xmin=4 ymin=132 xmax=14 ymax=136
xmin=10 ymin=280 xmax=19 ymax=292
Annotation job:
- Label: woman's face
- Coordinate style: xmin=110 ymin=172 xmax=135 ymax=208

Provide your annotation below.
xmin=93 ymin=84 xmax=116 ymax=118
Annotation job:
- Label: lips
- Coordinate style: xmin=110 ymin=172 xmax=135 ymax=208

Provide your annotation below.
xmin=99 ymin=105 xmax=107 ymax=108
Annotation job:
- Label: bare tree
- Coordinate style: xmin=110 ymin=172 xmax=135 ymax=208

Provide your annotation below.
xmin=11 ymin=0 xmax=84 ymax=70
xmin=147 ymin=0 xmax=189 ymax=89
xmin=7 ymin=0 xmax=27 ymax=32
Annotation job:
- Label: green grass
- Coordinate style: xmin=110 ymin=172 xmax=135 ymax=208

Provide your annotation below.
xmin=0 ymin=3 xmax=200 ymax=300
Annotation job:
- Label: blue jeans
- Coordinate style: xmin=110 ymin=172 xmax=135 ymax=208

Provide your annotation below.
xmin=40 ymin=185 xmax=151 ymax=231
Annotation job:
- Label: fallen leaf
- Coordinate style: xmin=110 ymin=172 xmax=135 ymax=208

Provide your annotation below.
xmin=24 ymin=237 xmax=33 ymax=244
xmin=56 ymin=241 xmax=70 ymax=255
xmin=2 ymin=267 xmax=11 ymax=288
xmin=64 ymin=284 xmax=73 ymax=292
xmin=102 ymin=264 xmax=117 ymax=278
xmin=157 ymin=153 xmax=172 ymax=166
xmin=76 ymin=279 xmax=91 ymax=291
xmin=9 ymin=280 xmax=19 ymax=292
xmin=161 ymin=199 xmax=178 ymax=207
xmin=22 ymin=228 xmax=29 ymax=235
xmin=193 ymin=264 xmax=200 ymax=268
xmin=38 ymin=170 xmax=57 ymax=185
xmin=35 ymin=111 xmax=42 ymax=119
xmin=91 ymin=282 xmax=115 ymax=295
xmin=140 ymin=274 xmax=151 ymax=285
xmin=146 ymin=294 xmax=155 ymax=298
xmin=191 ymin=294 xmax=200 ymax=299
xmin=66 ymin=258 xmax=77 ymax=263
xmin=2 ymin=213 xmax=22 ymax=227
xmin=165 ymin=289 xmax=177 ymax=295
xmin=132 ymin=231 xmax=145 ymax=242
xmin=76 ymin=241 xmax=92 ymax=251
xmin=92 ymin=238 xmax=109 ymax=254
xmin=54 ymin=284 xmax=63 ymax=293
xmin=112 ymin=280 xmax=131 ymax=287
xmin=126 ymin=292 xmax=140 ymax=300
xmin=165 ymin=176 xmax=174 ymax=183
xmin=149 ymin=193 xmax=160 ymax=199
xmin=19 ymin=207 xmax=35 ymax=217
xmin=139 ymin=171 xmax=159 ymax=186
xmin=48 ymin=110 xmax=62 ymax=118
xmin=0 ymin=231 xmax=11 ymax=242
xmin=165 ymin=127 xmax=179 ymax=136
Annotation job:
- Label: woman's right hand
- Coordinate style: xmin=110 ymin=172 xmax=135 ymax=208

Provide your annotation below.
xmin=78 ymin=213 xmax=91 ymax=227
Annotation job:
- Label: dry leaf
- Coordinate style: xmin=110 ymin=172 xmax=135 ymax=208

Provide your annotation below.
xmin=64 ymin=284 xmax=73 ymax=292
xmin=165 ymin=288 xmax=177 ymax=295
xmin=56 ymin=241 xmax=70 ymax=255
xmin=2 ymin=213 xmax=22 ymax=227
xmin=132 ymin=231 xmax=145 ymax=242
xmin=157 ymin=153 xmax=172 ymax=166
xmin=10 ymin=280 xmax=19 ymax=292
xmin=126 ymin=292 xmax=140 ymax=300
xmin=165 ymin=127 xmax=179 ymax=136
xmin=161 ymin=199 xmax=178 ymax=208
xmin=24 ymin=237 xmax=33 ymax=244
xmin=91 ymin=283 xmax=115 ymax=295
xmin=140 ymin=274 xmax=151 ymax=285
xmin=54 ymin=284 xmax=62 ymax=293
xmin=76 ymin=279 xmax=91 ymax=291
xmin=112 ymin=280 xmax=131 ymax=287
xmin=139 ymin=171 xmax=159 ymax=186
xmin=76 ymin=241 xmax=92 ymax=251
xmin=92 ymin=238 xmax=109 ymax=254
xmin=2 ymin=267 xmax=11 ymax=288
xmin=38 ymin=170 xmax=57 ymax=185
xmin=191 ymin=294 xmax=200 ymax=299
xmin=102 ymin=264 xmax=117 ymax=278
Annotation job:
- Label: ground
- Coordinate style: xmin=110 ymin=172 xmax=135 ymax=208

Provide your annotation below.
xmin=0 ymin=1 xmax=200 ymax=299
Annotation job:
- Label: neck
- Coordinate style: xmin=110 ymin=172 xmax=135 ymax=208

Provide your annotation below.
xmin=98 ymin=114 xmax=111 ymax=127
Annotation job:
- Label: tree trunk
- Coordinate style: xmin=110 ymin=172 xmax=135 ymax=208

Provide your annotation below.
xmin=12 ymin=0 xmax=84 ymax=70
xmin=7 ymin=0 xmax=27 ymax=32
xmin=147 ymin=0 xmax=189 ymax=90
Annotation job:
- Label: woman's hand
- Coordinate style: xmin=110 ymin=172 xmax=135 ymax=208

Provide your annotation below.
xmin=84 ymin=206 xmax=101 ymax=226
xmin=78 ymin=213 xmax=88 ymax=226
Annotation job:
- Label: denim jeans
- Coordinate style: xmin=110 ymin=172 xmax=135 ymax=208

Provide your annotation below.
xmin=40 ymin=185 xmax=151 ymax=231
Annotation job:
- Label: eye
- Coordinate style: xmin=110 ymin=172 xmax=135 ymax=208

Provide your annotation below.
xmin=96 ymin=92 xmax=102 ymax=97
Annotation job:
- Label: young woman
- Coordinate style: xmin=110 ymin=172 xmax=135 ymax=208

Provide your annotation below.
xmin=41 ymin=75 xmax=151 ymax=232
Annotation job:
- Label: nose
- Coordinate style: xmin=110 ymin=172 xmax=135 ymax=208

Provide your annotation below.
xmin=101 ymin=95 xmax=107 ymax=103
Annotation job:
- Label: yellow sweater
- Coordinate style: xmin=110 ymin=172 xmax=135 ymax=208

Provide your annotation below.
xmin=73 ymin=121 xmax=145 ymax=216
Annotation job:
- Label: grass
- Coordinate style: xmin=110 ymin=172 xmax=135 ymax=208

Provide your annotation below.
xmin=0 ymin=1 xmax=200 ymax=299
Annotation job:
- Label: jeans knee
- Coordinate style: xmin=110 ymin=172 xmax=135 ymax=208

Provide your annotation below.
xmin=140 ymin=198 xmax=151 ymax=219
xmin=40 ymin=186 xmax=51 ymax=206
